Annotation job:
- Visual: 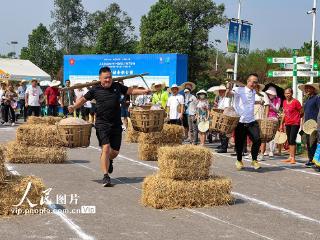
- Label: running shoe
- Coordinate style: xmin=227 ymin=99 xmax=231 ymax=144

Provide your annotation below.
xmin=305 ymin=161 xmax=314 ymax=168
xmin=258 ymin=154 xmax=264 ymax=161
xmin=251 ymin=160 xmax=261 ymax=170
xmin=108 ymin=159 xmax=113 ymax=174
xmin=102 ymin=174 xmax=112 ymax=187
xmin=269 ymin=152 xmax=274 ymax=158
xmin=235 ymin=161 xmax=244 ymax=170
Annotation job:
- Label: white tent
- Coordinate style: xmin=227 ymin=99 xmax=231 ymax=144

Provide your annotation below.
xmin=0 ymin=58 xmax=51 ymax=82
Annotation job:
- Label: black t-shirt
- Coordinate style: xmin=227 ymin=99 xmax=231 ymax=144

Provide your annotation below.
xmin=84 ymin=82 xmax=128 ymax=127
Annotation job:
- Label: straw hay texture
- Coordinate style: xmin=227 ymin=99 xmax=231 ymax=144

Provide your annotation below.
xmin=138 ymin=124 xmax=184 ymax=144
xmin=27 ymin=116 xmax=62 ymax=125
xmin=125 ymin=118 xmax=140 ymax=143
xmin=142 ymin=174 xmax=233 ymax=209
xmin=5 ymin=141 xmax=67 ymax=164
xmin=0 ymin=145 xmax=5 ymax=183
xmin=0 ymin=175 xmax=45 ymax=215
xmin=16 ymin=124 xmax=64 ymax=147
xmin=138 ymin=143 xmax=179 ymax=161
xmin=158 ymin=145 xmax=213 ymax=180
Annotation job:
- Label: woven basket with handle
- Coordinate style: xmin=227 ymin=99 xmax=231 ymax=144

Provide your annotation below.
xmin=209 ymin=109 xmax=239 ymax=134
xmin=130 ymin=108 xmax=165 ymax=133
xmin=257 ymin=119 xmax=279 ymax=143
xmin=57 ymin=124 xmax=92 ymax=148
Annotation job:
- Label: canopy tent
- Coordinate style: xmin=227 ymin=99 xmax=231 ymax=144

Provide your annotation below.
xmin=0 ymin=58 xmax=51 ymax=82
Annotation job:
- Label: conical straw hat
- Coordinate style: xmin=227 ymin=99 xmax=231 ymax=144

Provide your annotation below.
xmin=303 ymin=119 xmax=317 ymax=135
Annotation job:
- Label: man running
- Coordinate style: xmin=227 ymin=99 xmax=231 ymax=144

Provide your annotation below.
xmin=68 ymin=67 xmax=150 ymax=187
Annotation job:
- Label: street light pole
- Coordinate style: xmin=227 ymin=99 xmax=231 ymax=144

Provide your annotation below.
xmin=233 ymin=0 xmax=242 ymax=80
xmin=309 ymin=0 xmax=317 ymax=83
xmin=215 ymin=39 xmax=221 ymax=71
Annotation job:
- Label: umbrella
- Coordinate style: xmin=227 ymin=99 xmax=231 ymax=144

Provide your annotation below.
xmin=263 ymin=83 xmax=285 ymax=101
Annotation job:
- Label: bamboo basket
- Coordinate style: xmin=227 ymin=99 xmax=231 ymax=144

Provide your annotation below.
xmin=57 ymin=124 xmax=92 ymax=148
xmin=257 ymin=119 xmax=279 ymax=143
xmin=130 ymin=108 xmax=165 ymax=133
xmin=209 ymin=109 xmax=239 ymax=134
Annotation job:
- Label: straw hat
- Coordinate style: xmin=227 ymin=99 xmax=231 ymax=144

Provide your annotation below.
xmin=21 ymin=79 xmax=28 ymax=84
xmin=303 ymin=119 xmax=317 ymax=135
xmin=181 ymin=81 xmax=196 ymax=91
xmin=168 ymin=84 xmax=182 ymax=93
xmin=196 ymin=89 xmax=208 ymax=96
xmin=212 ymin=85 xmax=227 ymax=95
xmin=265 ymin=86 xmax=277 ymax=96
xmin=151 ymin=82 xmax=166 ymax=91
xmin=49 ymin=80 xmax=61 ymax=87
xmin=298 ymin=82 xmax=319 ymax=93
xmin=274 ymin=131 xmax=287 ymax=144
xmin=198 ymin=121 xmax=210 ymax=133
xmin=256 ymin=84 xmax=265 ymax=92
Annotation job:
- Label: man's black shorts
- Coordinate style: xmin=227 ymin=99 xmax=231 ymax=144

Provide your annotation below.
xmin=96 ymin=125 xmax=123 ymax=151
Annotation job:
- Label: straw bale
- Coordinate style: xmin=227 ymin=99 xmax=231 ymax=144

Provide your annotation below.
xmin=27 ymin=116 xmax=62 ymax=125
xmin=125 ymin=118 xmax=140 ymax=143
xmin=0 ymin=145 xmax=5 ymax=182
xmin=16 ymin=124 xmax=64 ymax=147
xmin=5 ymin=141 xmax=67 ymax=164
xmin=0 ymin=175 xmax=46 ymax=215
xmin=138 ymin=143 xmax=180 ymax=161
xmin=138 ymin=124 xmax=184 ymax=144
xmin=142 ymin=174 xmax=233 ymax=209
xmin=158 ymin=145 xmax=213 ymax=180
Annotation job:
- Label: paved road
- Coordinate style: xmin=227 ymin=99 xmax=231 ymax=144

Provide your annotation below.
xmin=0 ymin=125 xmax=319 ymax=240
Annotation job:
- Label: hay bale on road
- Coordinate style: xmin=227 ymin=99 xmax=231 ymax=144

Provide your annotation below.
xmin=158 ymin=145 xmax=213 ymax=180
xmin=125 ymin=119 xmax=140 ymax=143
xmin=16 ymin=124 xmax=64 ymax=147
xmin=0 ymin=145 xmax=5 ymax=183
xmin=138 ymin=143 xmax=162 ymax=161
xmin=5 ymin=141 xmax=67 ymax=164
xmin=27 ymin=116 xmax=62 ymax=125
xmin=0 ymin=176 xmax=46 ymax=215
xmin=138 ymin=124 xmax=184 ymax=144
xmin=142 ymin=174 xmax=233 ymax=209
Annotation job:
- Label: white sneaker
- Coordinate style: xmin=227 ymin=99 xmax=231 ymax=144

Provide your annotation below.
xmin=4 ymin=122 xmax=9 ymax=126
xmin=269 ymin=152 xmax=274 ymax=158
xmin=244 ymin=155 xmax=251 ymax=160
xmin=11 ymin=123 xmax=15 ymax=126
xmin=258 ymin=154 xmax=264 ymax=161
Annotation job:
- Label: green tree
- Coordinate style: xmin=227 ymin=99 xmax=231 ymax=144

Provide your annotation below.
xmin=20 ymin=23 xmax=60 ymax=78
xmin=139 ymin=0 xmax=190 ymax=53
xmin=91 ymin=3 xmax=137 ymax=54
xmin=139 ymin=0 xmax=226 ymax=83
xmin=51 ymin=0 xmax=86 ymax=54
xmin=85 ymin=3 xmax=136 ymax=51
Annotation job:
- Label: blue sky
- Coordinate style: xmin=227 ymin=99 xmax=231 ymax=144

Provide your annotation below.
xmin=0 ymin=0 xmax=318 ymax=55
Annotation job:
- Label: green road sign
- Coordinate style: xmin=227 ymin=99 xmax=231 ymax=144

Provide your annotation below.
xmin=268 ymin=71 xmax=293 ymax=77
xmin=297 ymin=71 xmax=320 ymax=77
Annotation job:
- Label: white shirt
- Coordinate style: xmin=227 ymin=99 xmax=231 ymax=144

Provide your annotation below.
xmin=218 ymin=97 xmax=231 ymax=109
xmin=184 ymin=94 xmax=198 ymax=115
xmin=74 ymin=88 xmax=91 ymax=108
xmin=232 ymin=86 xmax=256 ymax=123
xmin=167 ymin=94 xmax=184 ymax=119
xmin=254 ymin=92 xmax=270 ymax=120
xmin=26 ymin=86 xmax=43 ymax=106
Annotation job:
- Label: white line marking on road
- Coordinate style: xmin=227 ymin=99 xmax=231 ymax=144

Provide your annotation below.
xmin=186 ymin=209 xmax=275 ymax=240
xmin=214 ymin=152 xmax=320 ymax=177
xmin=232 ymin=192 xmax=320 ymax=225
xmin=5 ymin=164 xmax=95 ymax=240
xmin=89 ymin=146 xmax=275 ymax=240
xmin=98 ymin=149 xmax=320 ymax=226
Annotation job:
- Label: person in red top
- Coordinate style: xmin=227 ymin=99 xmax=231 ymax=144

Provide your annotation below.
xmin=280 ymin=87 xmax=302 ymax=164
xmin=45 ymin=80 xmax=61 ymax=116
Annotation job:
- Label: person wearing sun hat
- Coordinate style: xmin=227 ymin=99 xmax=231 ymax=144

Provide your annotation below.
xmin=17 ymin=80 xmax=28 ymax=121
xmin=181 ymin=81 xmax=196 ymax=140
xmin=183 ymin=87 xmax=198 ymax=144
xmin=45 ymin=80 xmax=61 ymax=116
xmin=298 ymin=82 xmax=320 ymax=168
xmin=166 ymin=84 xmax=184 ymax=125
xmin=25 ymin=78 xmax=43 ymax=117
xmin=151 ymin=82 xmax=169 ymax=109
xmin=254 ymin=83 xmax=269 ymax=120
xmin=195 ymin=89 xmax=210 ymax=146
xmin=258 ymin=86 xmax=282 ymax=160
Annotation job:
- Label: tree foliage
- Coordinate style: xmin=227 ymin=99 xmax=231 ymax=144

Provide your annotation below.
xmin=20 ymin=23 xmax=61 ymax=78
xmin=51 ymin=0 xmax=86 ymax=54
